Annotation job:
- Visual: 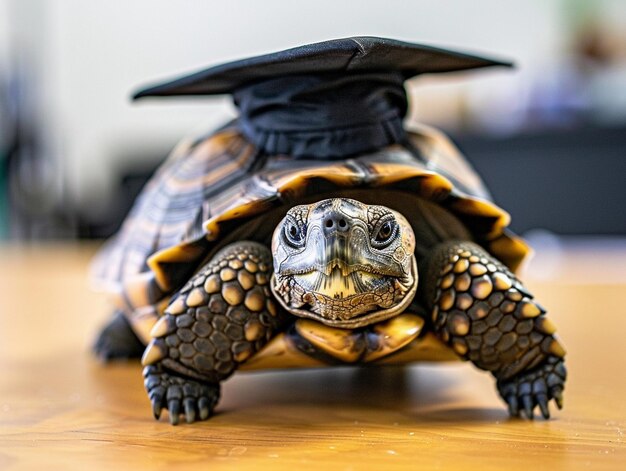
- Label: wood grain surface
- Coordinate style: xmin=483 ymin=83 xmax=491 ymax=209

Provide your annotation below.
xmin=0 ymin=243 xmax=625 ymax=470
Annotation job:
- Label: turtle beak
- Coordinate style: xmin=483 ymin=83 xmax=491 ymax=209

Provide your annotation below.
xmin=279 ymin=215 xmax=369 ymax=277
xmin=310 ymin=229 xmax=351 ymax=276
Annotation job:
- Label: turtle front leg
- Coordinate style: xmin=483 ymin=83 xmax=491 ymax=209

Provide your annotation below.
xmin=141 ymin=241 xmax=286 ymax=424
xmin=424 ymin=241 xmax=567 ymax=419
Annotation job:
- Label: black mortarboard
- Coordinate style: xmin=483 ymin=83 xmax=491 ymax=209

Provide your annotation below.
xmin=133 ymin=37 xmax=512 ymax=159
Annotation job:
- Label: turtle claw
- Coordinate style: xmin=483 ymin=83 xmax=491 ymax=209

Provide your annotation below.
xmin=497 ymin=356 xmax=566 ymax=420
xmin=198 ymin=397 xmax=211 ymax=420
xmin=521 ymin=395 xmax=534 ymax=419
xmin=143 ymin=365 xmax=220 ymax=425
xmin=536 ymin=393 xmax=550 ymax=419
xmin=505 ymin=394 xmax=519 ymax=417
xmin=152 ymin=403 xmax=162 ymax=420
xmin=149 ymin=385 xmax=165 ymax=419
xmin=184 ymin=397 xmax=197 ymax=424
xmin=552 ymin=387 xmax=564 ymax=409
xmin=168 ymin=400 xmax=181 ymax=425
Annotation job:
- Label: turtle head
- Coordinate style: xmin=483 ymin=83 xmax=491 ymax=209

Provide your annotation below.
xmin=270 ymin=198 xmax=417 ymax=328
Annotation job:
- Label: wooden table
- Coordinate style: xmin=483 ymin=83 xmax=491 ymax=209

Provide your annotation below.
xmin=1 ymin=243 xmax=624 ymax=470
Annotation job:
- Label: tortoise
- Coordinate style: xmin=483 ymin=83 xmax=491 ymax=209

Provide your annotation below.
xmin=92 ymin=37 xmax=567 ymax=425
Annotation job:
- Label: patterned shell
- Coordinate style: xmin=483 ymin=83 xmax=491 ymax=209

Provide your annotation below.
xmin=92 ymin=122 xmax=529 ymax=343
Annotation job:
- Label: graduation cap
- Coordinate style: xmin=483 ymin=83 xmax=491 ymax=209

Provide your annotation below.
xmin=134 ymin=37 xmax=512 ymax=159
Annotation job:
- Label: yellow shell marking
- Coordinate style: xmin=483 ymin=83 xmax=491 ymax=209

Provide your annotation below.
xmin=295 ymin=319 xmax=364 ymax=363
xmin=365 ymin=313 xmax=425 ymax=362
xmin=239 ymin=333 xmax=326 ymax=371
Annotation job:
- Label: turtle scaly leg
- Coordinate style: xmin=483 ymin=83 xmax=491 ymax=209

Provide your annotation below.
xmin=423 ymin=241 xmax=567 ymax=419
xmin=94 ymin=310 xmax=145 ymax=361
xmin=142 ymin=241 xmax=286 ymax=424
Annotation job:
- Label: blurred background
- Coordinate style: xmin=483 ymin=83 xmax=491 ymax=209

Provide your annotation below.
xmin=1 ymin=0 xmax=625 ymax=280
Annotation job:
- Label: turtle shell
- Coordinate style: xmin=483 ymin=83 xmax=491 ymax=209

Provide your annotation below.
xmin=92 ymin=122 xmax=529 ymax=346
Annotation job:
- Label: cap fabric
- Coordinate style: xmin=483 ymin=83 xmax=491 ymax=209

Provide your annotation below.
xmin=133 ymin=37 xmax=512 ymax=158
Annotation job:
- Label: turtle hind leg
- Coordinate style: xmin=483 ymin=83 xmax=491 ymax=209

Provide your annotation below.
xmin=94 ymin=310 xmax=145 ymax=361
xmin=142 ymin=241 xmax=287 ymax=424
xmin=423 ymin=240 xmax=567 ymax=419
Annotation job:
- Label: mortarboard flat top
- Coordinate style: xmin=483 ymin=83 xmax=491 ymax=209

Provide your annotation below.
xmin=133 ymin=36 xmax=512 ymax=99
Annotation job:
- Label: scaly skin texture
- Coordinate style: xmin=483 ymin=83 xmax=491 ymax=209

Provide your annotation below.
xmin=142 ymin=241 xmax=287 ymax=424
xmin=424 ymin=241 xmax=567 ymax=419
xmin=141 ymin=229 xmax=566 ymax=423
xmin=93 ymin=310 xmax=145 ymax=361
xmin=271 ymin=198 xmax=417 ymax=328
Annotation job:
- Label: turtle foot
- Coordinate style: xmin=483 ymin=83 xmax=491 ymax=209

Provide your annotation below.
xmin=497 ymin=356 xmax=566 ymax=420
xmin=143 ymin=364 xmax=220 ymax=425
xmin=94 ymin=311 xmax=145 ymax=361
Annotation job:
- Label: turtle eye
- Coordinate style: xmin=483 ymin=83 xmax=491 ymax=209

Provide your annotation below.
xmin=372 ymin=219 xmax=397 ymax=248
xmin=284 ymin=221 xmax=305 ymax=248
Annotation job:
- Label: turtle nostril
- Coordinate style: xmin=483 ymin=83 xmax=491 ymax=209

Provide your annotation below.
xmin=323 ymin=215 xmax=349 ymax=232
